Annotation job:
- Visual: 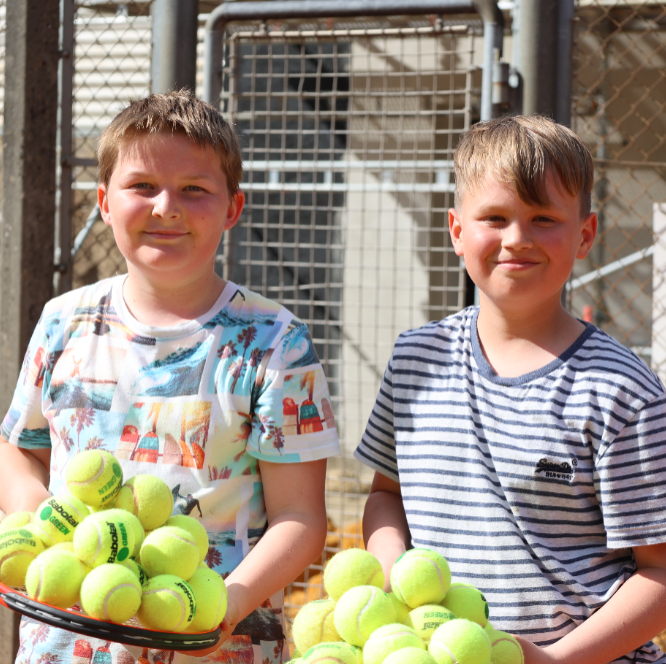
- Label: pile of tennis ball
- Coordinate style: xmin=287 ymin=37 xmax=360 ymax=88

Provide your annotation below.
xmin=0 ymin=450 xmax=226 ymax=635
xmin=288 ymin=548 xmax=523 ymax=664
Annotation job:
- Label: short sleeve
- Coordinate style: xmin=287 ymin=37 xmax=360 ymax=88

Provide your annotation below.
xmin=246 ymin=322 xmax=340 ymax=462
xmin=354 ymin=357 xmax=399 ymax=481
xmin=596 ymin=392 xmax=666 ymax=548
xmin=1 ymin=313 xmax=52 ymax=449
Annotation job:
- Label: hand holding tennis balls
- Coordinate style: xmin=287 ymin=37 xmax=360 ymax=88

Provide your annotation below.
xmin=289 ymin=547 xmax=525 ymax=664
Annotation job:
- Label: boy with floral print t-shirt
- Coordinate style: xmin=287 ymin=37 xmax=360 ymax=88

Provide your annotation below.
xmin=0 ymin=91 xmax=339 ymax=664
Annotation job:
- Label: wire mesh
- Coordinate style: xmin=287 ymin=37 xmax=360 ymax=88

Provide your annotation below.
xmin=67 ymin=1 xmax=151 ymax=289
xmin=214 ymin=16 xmax=480 ymax=628
xmin=570 ymin=0 xmax=666 ymax=379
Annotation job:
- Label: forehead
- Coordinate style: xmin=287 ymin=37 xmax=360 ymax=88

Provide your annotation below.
xmin=112 ymin=132 xmax=227 ymax=185
xmin=460 ymin=170 xmax=580 ymax=211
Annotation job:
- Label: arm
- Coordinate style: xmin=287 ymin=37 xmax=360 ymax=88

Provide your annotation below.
xmin=363 ymin=471 xmax=411 ymax=590
xmin=181 ymin=457 xmax=328 ymax=656
xmin=0 ymin=436 xmax=51 ymax=514
xmin=517 ymin=542 xmax=666 ymax=664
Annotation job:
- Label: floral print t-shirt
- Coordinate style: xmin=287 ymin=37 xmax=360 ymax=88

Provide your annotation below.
xmin=2 ymin=276 xmax=340 ymax=664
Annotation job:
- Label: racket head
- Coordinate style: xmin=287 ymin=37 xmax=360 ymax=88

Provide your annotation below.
xmin=0 ymin=581 xmax=221 ymax=651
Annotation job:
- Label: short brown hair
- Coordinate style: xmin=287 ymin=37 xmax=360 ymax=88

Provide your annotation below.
xmin=454 ymin=115 xmax=594 ymax=217
xmin=97 ymin=90 xmax=243 ymax=195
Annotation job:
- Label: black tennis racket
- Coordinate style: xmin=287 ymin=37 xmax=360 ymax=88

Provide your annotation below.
xmin=0 ymin=581 xmax=221 ymax=651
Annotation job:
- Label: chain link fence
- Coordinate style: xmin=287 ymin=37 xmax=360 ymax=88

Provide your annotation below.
xmin=214 ymin=16 xmax=482 ymax=625
xmin=64 ymin=1 xmax=151 ymax=291
xmin=570 ymin=0 xmax=666 ymax=378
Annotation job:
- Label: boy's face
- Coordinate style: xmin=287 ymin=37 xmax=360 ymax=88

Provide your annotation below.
xmin=449 ymin=172 xmax=597 ymax=314
xmin=98 ymin=132 xmax=244 ymax=287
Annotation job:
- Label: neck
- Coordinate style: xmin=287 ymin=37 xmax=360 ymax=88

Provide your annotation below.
xmin=122 ymin=269 xmax=226 ymax=327
xmin=475 ymin=293 xmax=586 ymax=377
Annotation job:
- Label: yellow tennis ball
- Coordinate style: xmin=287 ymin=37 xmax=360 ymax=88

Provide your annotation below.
xmin=80 ymin=563 xmax=142 ymax=624
xmin=25 ymin=548 xmax=87 ymax=609
xmin=73 ymin=514 xmax=135 ymax=568
xmin=140 ymin=526 xmax=199 ymax=579
xmin=442 ymin=582 xmax=489 ymax=627
xmin=382 ymin=647 xmax=437 ymax=663
xmin=114 ymin=474 xmax=173 ymax=531
xmin=334 ymin=585 xmax=396 ymax=647
xmin=405 ymin=605 xmax=456 ymax=646
xmin=363 ymin=623 xmax=425 ymax=664
xmin=137 ymin=574 xmax=197 ymax=632
xmin=487 ymin=630 xmax=524 ymax=664
xmin=32 ymin=495 xmax=90 ymax=547
xmin=323 ymin=548 xmax=385 ymax=600
xmin=92 ymin=508 xmax=145 ymax=559
xmin=66 ymin=450 xmax=123 ymax=508
xmin=389 ymin=548 xmax=451 ymax=608
xmin=121 ymin=558 xmax=149 ymax=587
xmin=428 ymin=618 xmax=491 ymax=664
xmin=0 ymin=512 xmax=33 ymax=530
xmin=165 ymin=515 xmax=209 ymax=562
xmin=292 ymin=598 xmax=341 ymax=654
xmin=301 ymin=642 xmax=363 ymax=664
xmin=0 ymin=527 xmax=45 ymax=587
xmin=388 ymin=592 xmax=410 ymax=623
xmin=185 ymin=568 xmax=228 ymax=632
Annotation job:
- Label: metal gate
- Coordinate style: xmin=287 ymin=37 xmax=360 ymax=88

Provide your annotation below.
xmin=203 ymin=5 xmax=486 ymax=621
xmin=570 ymin=0 xmax=666 ymax=380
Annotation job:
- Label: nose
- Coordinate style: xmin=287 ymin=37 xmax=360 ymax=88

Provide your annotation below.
xmin=151 ymin=188 xmax=180 ymax=219
xmin=502 ymin=221 xmax=532 ymax=250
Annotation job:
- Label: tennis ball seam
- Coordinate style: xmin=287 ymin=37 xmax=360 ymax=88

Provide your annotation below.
xmin=356 ymin=587 xmax=377 ymax=639
xmin=431 ymin=640 xmax=457 ymax=663
xmin=103 ymin=582 xmax=140 ymax=620
xmin=143 ymin=587 xmax=186 ymax=629
xmin=319 ymin=607 xmax=334 ymax=644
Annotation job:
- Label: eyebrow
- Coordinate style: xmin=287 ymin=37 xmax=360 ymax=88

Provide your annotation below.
xmin=122 ymin=171 xmax=215 ymax=181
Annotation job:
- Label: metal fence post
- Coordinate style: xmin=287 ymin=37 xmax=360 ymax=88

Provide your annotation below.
xmin=0 ymin=0 xmax=60 ymax=659
xmin=518 ymin=0 xmax=558 ymax=117
xmin=151 ymin=0 xmax=199 ymax=93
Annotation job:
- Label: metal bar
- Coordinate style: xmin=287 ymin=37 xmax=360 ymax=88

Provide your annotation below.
xmin=151 ymin=0 xmax=199 ymax=93
xmin=243 ymin=160 xmax=454 ymax=169
xmin=518 ymin=0 xmax=558 ymax=116
xmin=204 ymin=0 xmax=488 ymax=105
xmin=569 ymin=246 xmax=654 ymax=291
xmin=72 ymin=204 xmax=102 ymax=258
xmin=0 ymin=0 xmax=59 ymax=415
xmin=56 ymin=0 xmax=75 ymax=294
xmin=240 ymin=183 xmax=455 ymax=193
xmin=555 ymin=0 xmax=574 ymax=126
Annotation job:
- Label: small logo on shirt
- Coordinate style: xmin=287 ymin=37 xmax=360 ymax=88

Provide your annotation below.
xmin=535 ymin=457 xmax=577 ymax=481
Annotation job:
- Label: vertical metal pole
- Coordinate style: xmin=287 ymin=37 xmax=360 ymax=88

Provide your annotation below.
xmin=151 ymin=0 xmax=199 ymax=93
xmin=0 ymin=0 xmax=59 ymax=654
xmin=56 ymin=0 xmax=75 ymax=295
xmin=0 ymin=0 xmax=60 ymax=406
xmin=518 ymin=0 xmax=558 ymax=117
xmin=555 ymin=0 xmax=574 ymax=126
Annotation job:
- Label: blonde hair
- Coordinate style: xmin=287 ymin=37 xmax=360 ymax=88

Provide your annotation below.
xmin=97 ymin=90 xmax=243 ymax=195
xmin=454 ymin=115 xmax=594 ymax=216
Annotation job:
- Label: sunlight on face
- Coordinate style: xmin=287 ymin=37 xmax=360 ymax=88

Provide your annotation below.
xmin=98 ymin=132 xmax=243 ymax=289
xmin=449 ymin=171 xmax=597 ymax=314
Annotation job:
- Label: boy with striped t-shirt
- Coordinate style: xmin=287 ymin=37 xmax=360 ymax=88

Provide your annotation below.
xmin=356 ymin=115 xmax=666 ymax=663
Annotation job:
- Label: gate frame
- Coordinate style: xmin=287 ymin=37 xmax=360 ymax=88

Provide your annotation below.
xmin=203 ymin=0 xmax=504 ymax=122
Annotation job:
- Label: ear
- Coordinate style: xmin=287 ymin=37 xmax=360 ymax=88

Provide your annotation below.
xmin=449 ymin=208 xmax=464 ymax=257
xmin=98 ymin=183 xmax=111 ymax=227
xmin=224 ymin=189 xmax=245 ymax=232
xmin=576 ymin=212 xmax=597 ymax=260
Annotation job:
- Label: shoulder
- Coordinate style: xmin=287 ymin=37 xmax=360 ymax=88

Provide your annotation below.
xmin=567 ymin=325 xmax=665 ymax=428
xmin=392 ymin=307 xmax=474 ymax=358
xmin=573 ymin=324 xmax=663 ymax=398
xmin=207 ymin=284 xmax=290 ymax=333
xmin=39 ymin=276 xmax=119 ymax=330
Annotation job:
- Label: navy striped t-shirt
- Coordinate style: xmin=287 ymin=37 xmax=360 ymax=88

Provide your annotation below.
xmin=355 ymin=306 xmax=666 ymax=663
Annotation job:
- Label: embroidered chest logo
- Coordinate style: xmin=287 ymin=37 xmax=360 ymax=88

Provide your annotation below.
xmin=535 ymin=457 xmax=577 ymax=482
